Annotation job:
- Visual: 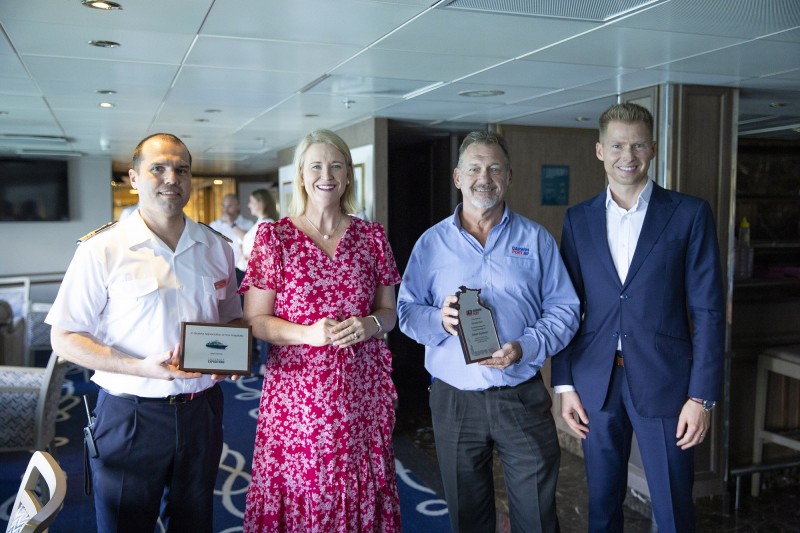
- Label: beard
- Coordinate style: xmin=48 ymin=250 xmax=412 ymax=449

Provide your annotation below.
xmin=468 ymin=194 xmax=500 ymax=210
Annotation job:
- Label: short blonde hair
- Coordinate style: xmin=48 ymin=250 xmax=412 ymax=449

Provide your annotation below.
xmin=599 ymin=103 xmax=654 ymax=140
xmin=287 ymin=129 xmax=359 ymax=217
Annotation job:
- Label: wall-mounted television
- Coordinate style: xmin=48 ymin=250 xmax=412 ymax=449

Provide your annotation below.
xmin=0 ymin=157 xmax=70 ymax=221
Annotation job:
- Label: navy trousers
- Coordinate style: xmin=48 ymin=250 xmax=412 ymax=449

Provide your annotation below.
xmin=582 ymin=365 xmax=696 ymax=533
xmin=89 ymin=385 xmax=224 ymax=533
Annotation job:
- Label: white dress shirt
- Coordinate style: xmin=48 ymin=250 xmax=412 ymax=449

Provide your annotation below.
xmin=210 ymin=214 xmax=254 ymax=270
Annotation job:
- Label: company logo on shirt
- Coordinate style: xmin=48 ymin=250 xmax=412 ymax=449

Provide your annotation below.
xmin=510 ymin=246 xmax=530 ymax=256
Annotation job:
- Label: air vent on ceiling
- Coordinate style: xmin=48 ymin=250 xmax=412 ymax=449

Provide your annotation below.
xmin=0 ymin=134 xmax=69 ymax=145
xmin=15 ymin=149 xmax=83 ymax=157
xmin=440 ymin=0 xmax=664 ymax=22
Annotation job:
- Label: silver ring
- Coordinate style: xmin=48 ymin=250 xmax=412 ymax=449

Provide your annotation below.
xmin=352 ymin=333 xmax=357 ymax=340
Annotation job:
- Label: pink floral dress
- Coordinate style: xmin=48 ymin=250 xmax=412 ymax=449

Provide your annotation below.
xmin=240 ymin=216 xmax=402 ymax=532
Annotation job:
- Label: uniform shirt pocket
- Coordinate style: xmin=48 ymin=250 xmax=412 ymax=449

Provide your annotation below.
xmin=107 ymin=277 xmax=159 ymax=315
xmin=202 ymin=275 xmax=227 ymax=301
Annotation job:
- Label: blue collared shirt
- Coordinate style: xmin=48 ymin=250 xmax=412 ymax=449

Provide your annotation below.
xmin=397 ymin=204 xmax=580 ymax=390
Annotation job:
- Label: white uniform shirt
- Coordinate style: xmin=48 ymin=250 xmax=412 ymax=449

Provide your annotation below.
xmin=46 ymin=212 xmax=242 ymax=397
xmin=210 ymin=215 xmax=254 ymax=270
xmin=239 ymin=217 xmax=273 ymax=271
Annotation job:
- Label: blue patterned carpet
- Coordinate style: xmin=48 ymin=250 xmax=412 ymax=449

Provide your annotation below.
xmin=0 ymin=363 xmax=451 ymax=532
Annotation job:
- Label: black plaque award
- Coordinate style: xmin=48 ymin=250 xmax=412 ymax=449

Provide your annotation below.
xmin=179 ymin=322 xmax=252 ymax=374
xmin=454 ymin=286 xmax=501 ymax=364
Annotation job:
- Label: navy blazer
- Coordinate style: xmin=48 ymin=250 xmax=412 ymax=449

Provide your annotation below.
xmin=552 ymin=183 xmax=725 ymax=418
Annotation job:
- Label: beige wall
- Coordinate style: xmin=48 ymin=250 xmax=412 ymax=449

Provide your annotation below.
xmin=496 ymin=125 xmax=604 ymax=242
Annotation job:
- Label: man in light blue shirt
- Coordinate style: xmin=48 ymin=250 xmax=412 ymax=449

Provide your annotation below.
xmin=397 ymin=131 xmax=580 ymax=533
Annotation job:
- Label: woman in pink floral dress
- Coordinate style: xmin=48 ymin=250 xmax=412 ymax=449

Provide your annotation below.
xmin=239 ymin=129 xmax=402 ymax=532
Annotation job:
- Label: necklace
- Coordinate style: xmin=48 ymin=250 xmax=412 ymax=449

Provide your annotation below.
xmin=303 ymin=213 xmax=343 ymax=240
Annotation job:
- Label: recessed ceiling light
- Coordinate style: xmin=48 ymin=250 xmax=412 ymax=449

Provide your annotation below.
xmin=99 ymin=102 xmax=115 ymax=108
xmin=82 ymin=1 xmax=123 ymax=10
xmin=769 ymin=102 xmax=786 ymax=108
xmin=0 ymin=111 xmax=8 ymax=115
xmin=96 ymin=89 xmax=117 ymax=95
xmin=343 ymin=99 xmax=355 ymax=109
xmin=89 ymin=40 xmax=120 ymax=48
xmin=205 ymin=109 xmax=222 ymax=113
xmin=213 ymin=179 xmax=224 ymax=185
xmin=458 ymin=90 xmax=505 ymax=98
xmin=304 ymin=113 xmax=319 ymax=118
xmin=195 ymin=118 xmax=210 ymax=123
xmin=575 ymin=116 xmax=590 ymax=122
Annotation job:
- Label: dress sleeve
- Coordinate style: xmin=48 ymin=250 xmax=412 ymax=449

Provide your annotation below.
xmin=238 ymin=221 xmax=283 ymax=294
xmin=371 ymin=221 xmax=401 ymax=287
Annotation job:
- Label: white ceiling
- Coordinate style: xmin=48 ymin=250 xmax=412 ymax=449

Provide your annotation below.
xmin=1 ymin=0 xmax=799 ymax=176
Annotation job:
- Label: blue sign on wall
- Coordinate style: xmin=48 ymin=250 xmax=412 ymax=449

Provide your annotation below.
xmin=541 ymin=165 xmax=570 ymax=206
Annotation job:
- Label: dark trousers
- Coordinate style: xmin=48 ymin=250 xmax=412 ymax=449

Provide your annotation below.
xmin=582 ymin=365 xmax=695 ymax=533
xmin=430 ymin=375 xmax=561 ymax=533
xmin=90 ymin=385 xmax=224 ymax=533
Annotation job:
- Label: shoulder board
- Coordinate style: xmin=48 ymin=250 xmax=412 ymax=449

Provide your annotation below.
xmin=199 ymin=222 xmax=233 ymax=243
xmin=76 ymin=221 xmax=117 ymax=244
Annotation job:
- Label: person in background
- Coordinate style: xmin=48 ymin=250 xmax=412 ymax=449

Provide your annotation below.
xmin=552 ymin=102 xmax=725 ymax=532
xmin=240 ymin=129 xmax=402 ymax=531
xmin=241 ymin=188 xmax=279 ymax=375
xmin=46 ymin=133 xmax=242 ymax=532
xmin=210 ymin=193 xmax=254 ymax=285
xmin=397 ymin=131 xmax=580 ymax=533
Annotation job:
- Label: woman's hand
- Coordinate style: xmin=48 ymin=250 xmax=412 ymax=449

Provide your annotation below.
xmin=330 ymin=316 xmax=371 ymax=348
xmin=306 ymin=318 xmax=340 ymax=347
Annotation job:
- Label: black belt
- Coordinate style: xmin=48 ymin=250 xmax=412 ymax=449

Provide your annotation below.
xmin=102 ymin=386 xmax=212 ymax=405
xmin=484 ymin=372 xmax=541 ymax=392
xmin=615 ymin=350 xmax=624 ymax=367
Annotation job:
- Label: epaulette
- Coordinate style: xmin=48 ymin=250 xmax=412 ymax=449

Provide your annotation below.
xmin=199 ymin=222 xmax=233 ymax=243
xmin=76 ymin=221 xmax=117 ymax=244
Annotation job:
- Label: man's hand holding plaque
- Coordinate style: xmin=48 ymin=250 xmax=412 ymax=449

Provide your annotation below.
xmin=450 ymin=287 xmax=502 ymax=364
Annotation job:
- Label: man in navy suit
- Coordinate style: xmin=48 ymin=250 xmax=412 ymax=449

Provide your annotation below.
xmin=552 ymin=102 xmax=725 ymax=532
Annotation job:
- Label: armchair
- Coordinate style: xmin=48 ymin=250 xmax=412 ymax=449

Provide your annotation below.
xmin=0 ymin=300 xmax=26 ymax=366
xmin=0 ymin=277 xmax=31 ymax=366
xmin=0 ymin=353 xmax=68 ymax=454
xmin=5 ymin=450 xmax=67 ymax=533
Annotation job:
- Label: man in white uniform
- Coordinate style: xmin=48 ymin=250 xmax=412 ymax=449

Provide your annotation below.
xmin=47 ymin=133 xmax=242 ymax=533
xmin=210 ymin=193 xmax=254 ymax=285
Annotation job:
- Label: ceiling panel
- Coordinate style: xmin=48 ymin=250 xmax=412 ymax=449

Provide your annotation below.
xmin=0 ymin=0 xmax=797 ymax=175
xmin=528 ymin=26 xmax=744 ymax=68
xmin=6 ymin=20 xmax=195 ymax=64
xmin=465 ymin=59 xmax=635 ymax=89
xmin=375 ymin=9 xmax=599 ymax=57
xmin=333 ymin=48 xmax=505 ymax=81
xmin=654 ymin=39 xmax=800 ymax=78
xmin=187 ymin=36 xmax=361 ymax=73
xmin=613 ymin=0 xmax=800 ymax=38
xmin=200 ymin=0 xmax=424 ymax=46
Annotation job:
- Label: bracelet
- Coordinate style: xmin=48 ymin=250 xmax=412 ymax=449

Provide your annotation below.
xmin=368 ymin=315 xmax=383 ymax=336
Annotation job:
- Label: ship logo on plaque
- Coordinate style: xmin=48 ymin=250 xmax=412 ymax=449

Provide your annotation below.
xmin=454 ymin=286 xmax=501 ymax=364
xmin=205 ymin=340 xmax=228 ymax=350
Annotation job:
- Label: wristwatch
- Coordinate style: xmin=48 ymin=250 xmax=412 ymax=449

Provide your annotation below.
xmin=690 ymin=397 xmax=716 ymax=411
xmin=368 ymin=315 xmax=383 ymax=336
